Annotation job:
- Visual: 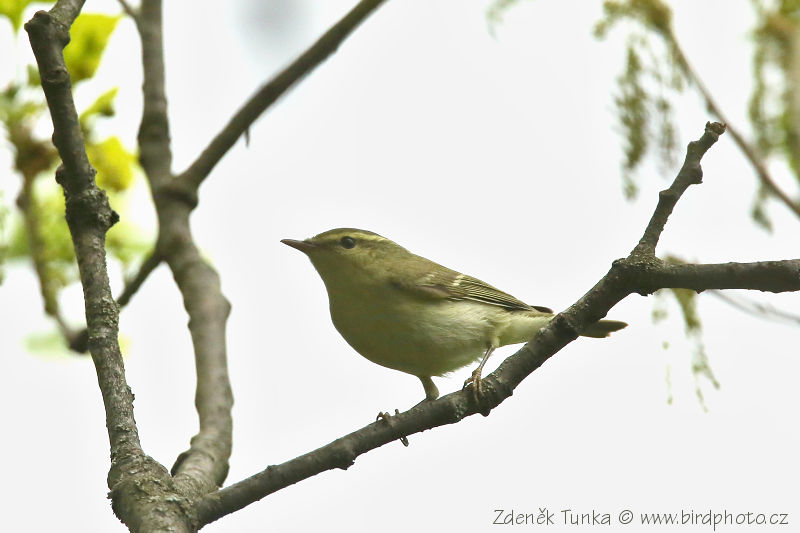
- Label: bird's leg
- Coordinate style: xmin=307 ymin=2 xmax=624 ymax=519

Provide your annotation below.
xmin=419 ymin=376 xmax=439 ymax=402
xmin=410 ymin=376 xmax=438 ymax=409
xmin=463 ymin=345 xmax=496 ymax=400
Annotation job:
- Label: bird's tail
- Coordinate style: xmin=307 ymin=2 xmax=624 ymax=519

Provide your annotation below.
xmin=580 ymin=319 xmax=628 ymax=338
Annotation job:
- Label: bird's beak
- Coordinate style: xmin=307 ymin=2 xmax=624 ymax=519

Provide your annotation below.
xmin=281 ymin=238 xmax=316 ymax=254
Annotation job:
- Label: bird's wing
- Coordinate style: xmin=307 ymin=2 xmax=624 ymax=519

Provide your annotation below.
xmin=393 ymin=268 xmax=553 ymax=314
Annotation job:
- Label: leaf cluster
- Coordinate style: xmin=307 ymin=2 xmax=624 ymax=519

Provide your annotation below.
xmin=594 ymin=0 xmax=685 ymax=199
xmin=749 ymin=0 xmax=800 ymax=229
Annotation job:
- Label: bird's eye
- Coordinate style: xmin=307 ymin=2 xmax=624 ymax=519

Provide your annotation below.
xmin=340 ymin=236 xmax=356 ymax=249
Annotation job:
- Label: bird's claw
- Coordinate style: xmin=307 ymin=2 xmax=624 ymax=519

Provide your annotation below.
xmin=376 ymin=409 xmax=403 ymax=422
xmin=463 ymin=368 xmax=484 ymax=401
xmin=376 ymin=409 xmax=409 ymax=446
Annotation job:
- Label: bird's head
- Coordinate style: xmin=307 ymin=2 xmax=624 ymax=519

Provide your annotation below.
xmin=281 ymin=228 xmax=411 ymax=287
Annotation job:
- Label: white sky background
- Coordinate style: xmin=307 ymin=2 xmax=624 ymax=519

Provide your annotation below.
xmin=1 ymin=0 xmax=798 ymax=531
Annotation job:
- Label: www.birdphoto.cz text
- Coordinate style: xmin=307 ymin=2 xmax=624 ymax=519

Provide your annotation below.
xmin=492 ymin=508 xmax=790 ymax=529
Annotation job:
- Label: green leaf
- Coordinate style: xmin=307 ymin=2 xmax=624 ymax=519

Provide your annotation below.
xmin=671 ymin=287 xmax=701 ymax=332
xmin=0 ymin=0 xmax=55 ymax=32
xmin=79 ymin=87 xmax=118 ymax=125
xmin=594 ymin=0 xmax=673 ymax=40
xmin=24 ymin=330 xmax=70 ymax=357
xmin=614 ymin=42 xmax=649 ymax=197
xmin=2 ymin=105 xmax=57 ymax=178
xmin=26 ymin=64 xmax=40 ymax=87
xmin=1 ymin=80 xmax=45 ymax=124
xmin=63 ymin=13 xmax=120 ymax=84
xmin=6 ymin=214 xmax=29 ymax=259
xmin=87 ymin=135 xmax=136 ymax=192
xmin=7 ymin=182 xmax=74 ymax=266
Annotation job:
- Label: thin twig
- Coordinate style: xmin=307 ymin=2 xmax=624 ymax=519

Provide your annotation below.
xmin=709 ymin=290 xmax=800 ymax=326
xmin=117 ymin=250 xmax=161 ymax=306
xmin=176 ymin=0 xmax=388 ymax=190
xmin=633 ymin=122 xmax=726 ymax=255
xmin=116 ymin=0 xmax=137 ymax=20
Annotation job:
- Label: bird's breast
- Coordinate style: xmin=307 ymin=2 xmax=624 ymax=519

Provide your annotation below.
xmin=326 ymin=285 xmax=497 ymax=377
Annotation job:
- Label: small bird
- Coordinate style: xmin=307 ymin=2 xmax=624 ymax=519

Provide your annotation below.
xmin=282 ymin=228 xmax=627 ymax=401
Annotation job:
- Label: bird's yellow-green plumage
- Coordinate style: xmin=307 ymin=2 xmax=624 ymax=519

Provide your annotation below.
xmin=282 ymin=228 xmax=627 ymax=400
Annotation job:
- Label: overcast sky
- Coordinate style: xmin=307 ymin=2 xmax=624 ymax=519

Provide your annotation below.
xmin=2 ymin=1 xmax=798 ymax=531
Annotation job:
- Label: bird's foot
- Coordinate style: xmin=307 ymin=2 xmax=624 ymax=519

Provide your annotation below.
xmin=463 ymin=368 xmax=484 ymax=401
xmin=376 ymin=409 xmax=399 ymax=422
xmin=376 ymin=409 xmax=409 ymax=446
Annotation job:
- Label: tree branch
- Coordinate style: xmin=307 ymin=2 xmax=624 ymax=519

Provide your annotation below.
xmin=134 ymin=0 xmax=233 ymax=496
xmin=136 ymin=0 xmax=172 ymax=189
xmin=633 ymin=121 xmax=726 ymax=255
xmin=26 ymin=3 xmax=129 ymax=449
xmin=195 ymin=396 xmax=476 ymax=525
xmin=25 ymin=4 xmax=186 ymax=531
xmin=161 ymin=214 xmax=234 ymax=495
xmin=117 ymin=249 xmax=162 ymax=306
xmin=175 ymin=0 xmax=388 ymax=191
xmin=48 ymin=0 xmax=84 ymax=26
xmin=617 ymin=259 xmax=800 ymax=295
xmin=69 ymin=250 xmax=162 ymax=354
xmin=192 ymin=122 xmax=800 ymax=525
